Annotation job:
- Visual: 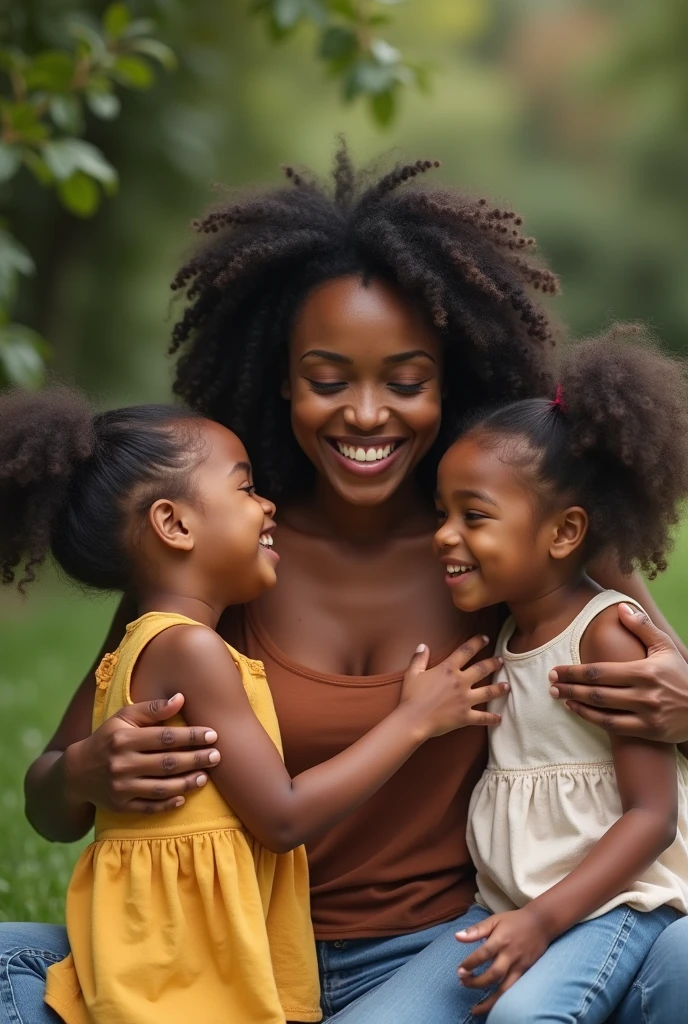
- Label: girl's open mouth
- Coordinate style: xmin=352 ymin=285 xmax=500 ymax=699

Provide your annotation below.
xmin=325 ymin=438 xmax=408 ymax=476
xmin=444 ymin=563 xmax=478 ymax=586
xmin=259 ymin=531 xmax=279 ymax=564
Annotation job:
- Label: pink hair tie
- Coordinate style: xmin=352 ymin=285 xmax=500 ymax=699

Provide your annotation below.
xmin=551 ymin=383 xmax=566 ymax=413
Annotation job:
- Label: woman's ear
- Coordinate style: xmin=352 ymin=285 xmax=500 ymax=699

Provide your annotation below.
xmin=148 ymin=499 xmax=195 ymax=551
xmin=549 ymin=506 xmax=588 ymax=561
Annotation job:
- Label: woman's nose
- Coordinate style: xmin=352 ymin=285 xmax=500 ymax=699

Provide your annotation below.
xmin=343 ymin=388 xmax=390 ymax=431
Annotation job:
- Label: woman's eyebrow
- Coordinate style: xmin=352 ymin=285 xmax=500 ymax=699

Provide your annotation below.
xmin=383 ymin=349 xmax=437 ymax=365
xmin=300 ymin=349 xmax=352 ymax=364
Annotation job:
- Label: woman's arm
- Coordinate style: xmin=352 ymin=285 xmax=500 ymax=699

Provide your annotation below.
xmin=551 ymin=563 xmax=688 ymax=754
xmin=24 ymin=597 xmax=221 ymax=843
xmin=132 ymin=624 xmax=504 ymax=854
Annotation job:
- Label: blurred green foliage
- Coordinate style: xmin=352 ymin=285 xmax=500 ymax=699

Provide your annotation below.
xmin=0 ymin=2 xmax=175 ymax=387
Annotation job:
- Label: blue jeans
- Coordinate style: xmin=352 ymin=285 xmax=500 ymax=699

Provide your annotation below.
xmin=0 ymin=909 xmax=686 ymax=1023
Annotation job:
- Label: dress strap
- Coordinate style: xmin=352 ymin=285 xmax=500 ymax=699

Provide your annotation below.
xmin=569 ymin=590 xmax=645 ymax=665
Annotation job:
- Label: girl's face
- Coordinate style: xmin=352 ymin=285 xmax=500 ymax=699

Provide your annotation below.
xmin=183 ymin=421 xmax=278 ymax=603
xmin=285 ymin=275 xmax=443 ymax=507
xmin=433 ymin=433 xmax=564 ymax=612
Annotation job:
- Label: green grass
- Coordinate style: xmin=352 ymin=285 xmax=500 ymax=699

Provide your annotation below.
xmin=1 ymin=536 xmax=686 ymax=925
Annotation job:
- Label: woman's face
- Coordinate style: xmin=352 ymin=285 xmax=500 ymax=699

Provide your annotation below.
xmin=285 ymin=275 xmax=443 ymax=506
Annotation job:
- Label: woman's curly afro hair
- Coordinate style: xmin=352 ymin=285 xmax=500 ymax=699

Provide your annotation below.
xmin=171 ymin=142 xmax=560 ymax=501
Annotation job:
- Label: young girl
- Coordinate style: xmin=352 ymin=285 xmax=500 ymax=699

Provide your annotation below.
xmin=0 ymin=388 xmax=503 ymax=1024
xmin=433 ymin=326 xmax=688 ymax=1023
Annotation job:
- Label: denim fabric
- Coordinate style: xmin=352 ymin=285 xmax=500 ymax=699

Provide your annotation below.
xmin=324 ymin=904 xmax=681 ymax=1024
xmin=0 ymin=907 xmax=685 ymax=1023
xmin=0 ymin=922 xmax=68 ymax=1024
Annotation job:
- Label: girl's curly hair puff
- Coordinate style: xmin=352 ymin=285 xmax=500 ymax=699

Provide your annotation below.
xmin=462 ymin=325 xmax=688 ymax=577
xmin=170 ymin=142 xmax=560 ymax=501
xmin=0 ymin=387 xmax=203 ymax=592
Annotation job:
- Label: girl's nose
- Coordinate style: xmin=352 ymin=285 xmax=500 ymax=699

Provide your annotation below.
xmin=257 ymin=493 xmax=276 ymax=518
xmin=433 ymin=521 xmax=462 ymax=553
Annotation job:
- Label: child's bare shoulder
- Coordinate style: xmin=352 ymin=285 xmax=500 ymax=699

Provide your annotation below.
xmin=580 ymin=601 xmax=646 ymax=665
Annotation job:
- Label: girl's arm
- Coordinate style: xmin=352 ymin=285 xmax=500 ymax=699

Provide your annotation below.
xmin=562 ymin=558 xmax=688 ymax=756
xmin=131 ymin=623 xmax=503 ymax=854
xmin=456 ymin=607 xmax=678 ymax=1015
xmin=24 ymin=597 xmax=221 ymax=841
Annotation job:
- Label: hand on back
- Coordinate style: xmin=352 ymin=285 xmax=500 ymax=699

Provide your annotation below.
xmin=400 ymin=634 xmax=506 ymax=738
xmin=63 ymin=693 xmax=221 ymax=815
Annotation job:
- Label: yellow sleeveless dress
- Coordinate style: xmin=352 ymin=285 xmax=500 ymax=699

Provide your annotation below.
xmin=44 ymin=612 xmax=322 ymax=1024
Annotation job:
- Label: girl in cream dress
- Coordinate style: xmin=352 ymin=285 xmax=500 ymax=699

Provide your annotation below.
xmin=432 ymin=328 xmax=688 ymax=1023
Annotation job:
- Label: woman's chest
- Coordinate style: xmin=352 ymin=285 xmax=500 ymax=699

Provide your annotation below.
xmin=253 ymin=531 xmax=486 ymax=677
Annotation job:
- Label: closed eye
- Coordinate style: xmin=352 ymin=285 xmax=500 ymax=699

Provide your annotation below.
xmin=306 ymin=380 xmax=347 ymax=395
xmin=464 ymin=510 xmax=488 ymax=522
xmin=388 ymin=380 xmax=431 ymax=395
xmin=240 ymin=484 xmax=256 ymax=495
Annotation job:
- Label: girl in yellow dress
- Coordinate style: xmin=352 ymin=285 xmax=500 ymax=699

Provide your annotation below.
xmin=0 ymin=389 xmax=501 ymax=1024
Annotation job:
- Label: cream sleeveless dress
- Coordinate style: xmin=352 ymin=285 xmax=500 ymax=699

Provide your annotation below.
xmin=467 ymin=590 xmax=688 ymax=920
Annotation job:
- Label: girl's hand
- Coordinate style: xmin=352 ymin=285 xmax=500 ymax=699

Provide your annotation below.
xmin=549 ymin=604 xmax=688 ymax=743
xmin=400 ymin=635 xmax=506 ymax=738
xmin=63 ymin=693 xmax=221 ymax=814
xmin=456 ymin=907 xmax=550 ymax=1016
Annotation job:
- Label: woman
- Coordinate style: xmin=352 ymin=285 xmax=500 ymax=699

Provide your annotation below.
xmin=2 ymin=149 xmax=688 ymax=1024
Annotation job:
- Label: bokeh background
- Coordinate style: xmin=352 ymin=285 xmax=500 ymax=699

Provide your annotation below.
xmin=1 ymin=0 xmax=687 ymax=921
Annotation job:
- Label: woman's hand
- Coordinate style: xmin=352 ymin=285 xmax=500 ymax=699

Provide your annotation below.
xmin=549 ymin=603 xmax=688 ymax=744
xmin=455 ymin=907 xmax=550 ymax=1016
xmin=63 ymin=693 xmax=222 ymax=815
xmin=400 ymin=634 xmax=506 ymax=738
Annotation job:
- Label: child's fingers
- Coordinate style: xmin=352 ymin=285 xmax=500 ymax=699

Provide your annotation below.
xmin=460 ymin=952 xmax=510 ymax=991
xmin=457 ymin=941 xmax=494 ymax=975
xmin=456 ymin=916 xmax=497 ymax=945
xmin=470 ymin=969 xmax=522 ymax=1017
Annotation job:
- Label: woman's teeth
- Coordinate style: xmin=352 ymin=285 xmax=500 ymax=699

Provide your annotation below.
xmin=447 ymin=564 xmax=476 ymax=576
xmin=259 ymin=534 xmax=274 ymax=549
xmin=335 ymin=442 xmax=397 ymax=463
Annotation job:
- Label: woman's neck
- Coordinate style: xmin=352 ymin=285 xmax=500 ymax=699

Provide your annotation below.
xmin=284 ymin=475 xmax=435 ymax=546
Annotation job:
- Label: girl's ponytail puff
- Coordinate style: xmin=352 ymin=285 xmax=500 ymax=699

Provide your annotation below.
xmin=0 ymin=386 xmax=97 ymax=590
xmin=557 ymin=323 xmax=688 ymax=576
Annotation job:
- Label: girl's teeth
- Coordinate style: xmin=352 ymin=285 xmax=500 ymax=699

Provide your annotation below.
xmin=447 ymin=565 xmax=476 ymax=575
xmin=336 ymin=442 xmax=396 ymax=463
xmin=259 ymin=535 xmax=273 ymax=548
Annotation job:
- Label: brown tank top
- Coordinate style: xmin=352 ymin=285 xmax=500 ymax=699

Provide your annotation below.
xmin=241 ymin=606 xmax=488 ymax=940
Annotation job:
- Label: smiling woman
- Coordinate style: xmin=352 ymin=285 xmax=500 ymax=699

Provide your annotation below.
xmin=6 ymin=145 xmax=688 ymax=1024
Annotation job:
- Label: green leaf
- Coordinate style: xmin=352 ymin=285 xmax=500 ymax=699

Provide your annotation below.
xmin=344 ymin=59 xmax=396 ymax=99
xmin=43 ymin=139 xmax=118 ymax=187
xmin=0 ymin=143 xmax=21 ymax=184
xmin=103 ymin=3 xmax=130 ymax=40
xmin=370 ymin=39 xmax=401 ymax=66
xmin=129 ymin=39 xmax=177 ymax=71
xmin=86 ymin=90 xmax=121 ymax=120
xmin=120 ymin=18 xmax=158 ymax=39
xmin=69 ymin=20 xmax=108 ymax=63
xmin=58 ymin=172 xmax=100 ymax=217
xmin=49 ymin=96 xmax=83 ymax=134
xmin=273 ymin=0 xmax=305 ymax=30
xmin=320 ymin=26 xmax=359 ymax=61
xmin=24 ymin=51 xmax=75 ymax=92
xmin=0 ymin=324 xmax=47 ymax=389
xmin=0 ymin=230 xmax=35 ymax=306
xmin=21 ymin=150 xmax=53 ymax=185
xmin=325 ymin=0 xmax=358 ymax=19
xmin=370 ymin=88 xmax=396 ymax=127
xmin=113 ymin=55 xmax=155 ymax=89
xmin=3 ymin=102 xmax=49 ymax=143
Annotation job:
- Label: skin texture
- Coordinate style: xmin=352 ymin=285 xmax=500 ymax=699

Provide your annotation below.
xmin=24 ymin=275 xmax=688 ymax=842
xmin=435 ymin=434 xmax=679 ymax=1015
